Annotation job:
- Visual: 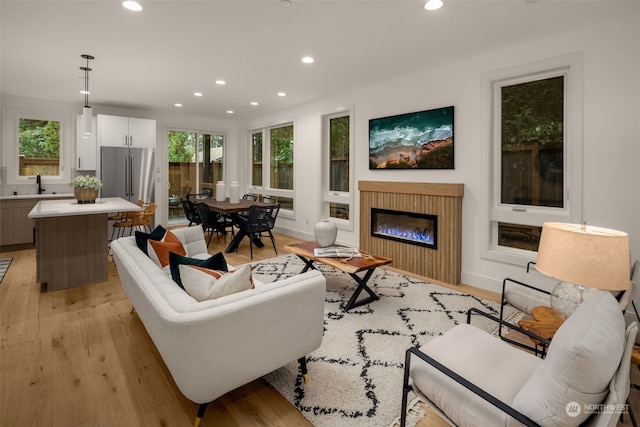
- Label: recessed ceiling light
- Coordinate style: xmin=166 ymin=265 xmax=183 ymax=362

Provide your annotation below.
xmin=226 ymin=110 xmax=234 ymax=114
xmin=301 ymin=56 xmax=314 ymax=64
xmin=80 ymin=90 xmax=90 ymax=95
xmin=193 ymin=92 xmax=203 ymax=97
xmin=174 ymin=103 xmax=183 ymax=107
xmin=424 ymin=0 xmax=443 ymax=11
xmin=250 ymin=101 xmax=259 ymax=106
xmin=280 ymin=0 xmax=292 ymax=6
xmin=122 ymin=1 xmax=143 ymax=12
xmin=277 ymin=92 xmax=287 ymax=97
xmin=215 ymin=80 xmax=226 ymax=85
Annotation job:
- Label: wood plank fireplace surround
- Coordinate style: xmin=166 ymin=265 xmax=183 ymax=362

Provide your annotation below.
xmin=359 ymin=181 xmax=464 ymax=285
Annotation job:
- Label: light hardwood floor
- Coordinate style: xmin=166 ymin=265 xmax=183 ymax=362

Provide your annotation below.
xmin=1 ymin=228 xmax=638 ymax=426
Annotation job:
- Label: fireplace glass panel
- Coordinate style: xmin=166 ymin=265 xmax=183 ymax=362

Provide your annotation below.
xmin=371 ymin=208 xmax=437 ymax=249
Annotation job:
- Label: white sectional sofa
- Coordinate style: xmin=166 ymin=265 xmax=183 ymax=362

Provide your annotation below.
xmin=110 ymin=226 xmax=326 ymax=425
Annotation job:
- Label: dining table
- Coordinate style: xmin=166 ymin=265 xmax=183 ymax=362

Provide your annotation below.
xmin=200 ymin=198 xmax=273 ymax=253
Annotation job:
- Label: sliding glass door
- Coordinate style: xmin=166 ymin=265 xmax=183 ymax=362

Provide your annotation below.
xmin=168 ymin=130 xmax=224 ymax=224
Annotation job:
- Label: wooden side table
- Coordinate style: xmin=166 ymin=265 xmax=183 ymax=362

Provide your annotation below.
xmin=518 ymin=306 xmax=564 ymax=355
xmin=632 ymin=346 xmax=640 ymax=366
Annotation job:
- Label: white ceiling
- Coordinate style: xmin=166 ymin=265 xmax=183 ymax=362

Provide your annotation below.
xmin=2 ymin=0 xmax=639 ymax=120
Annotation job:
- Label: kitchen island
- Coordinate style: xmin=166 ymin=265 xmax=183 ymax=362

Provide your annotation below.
xmin=28 ymin=197 xmax=141 ymax=291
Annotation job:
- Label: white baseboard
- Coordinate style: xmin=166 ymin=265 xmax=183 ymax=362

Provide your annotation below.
xmin=461 ymin=271 xmax=503 ymax=295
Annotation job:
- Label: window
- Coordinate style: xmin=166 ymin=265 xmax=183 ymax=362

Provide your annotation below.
xmin=19 ymin=118 xmax=60 ymax=176
xmin=269 ymin=125 xmax=293 ymax=192
xmin=248 ymin=123 xmax=294 ymax=212
xmin=486 ymin=54 xmax=583 ymax=264
xmin=168 ymin=129 xmax=224 ymax=224
xmin=251 ymin=131 xmax=263 ymax=187
xmin=322 ymin=112 xmax=353 ymax=227
xmin=6 ymin=109 xmax=72 ymax=185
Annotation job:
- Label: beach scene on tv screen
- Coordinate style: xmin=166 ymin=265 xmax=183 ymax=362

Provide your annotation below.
xmin=369 ymin=106 xmax=454 ymax=169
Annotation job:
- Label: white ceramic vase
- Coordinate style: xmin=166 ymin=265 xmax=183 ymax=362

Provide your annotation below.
xmin=216 ymin=181 xmax=226 ymax=201
xmin=314 ymin=220 xmax=338 ymax=247
xmin=229 ymin=181 xmax=240 ymax=204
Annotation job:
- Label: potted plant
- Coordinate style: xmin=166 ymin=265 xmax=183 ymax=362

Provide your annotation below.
xmin=70 ymin=175 xmax=102 ymax=204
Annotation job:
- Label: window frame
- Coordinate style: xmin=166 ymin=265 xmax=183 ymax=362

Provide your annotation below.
xmin=5 ymin=108 xmax=72 ymax=186
xmin=321 ymin=110 xmax=354 ymax=232
xmin=247 ymin=121 xmax=295 ymax=218
xmin=166 ymin=127 xmax=225 ymax=194
xmin=483 ymin=54 xmax=584 ymax=265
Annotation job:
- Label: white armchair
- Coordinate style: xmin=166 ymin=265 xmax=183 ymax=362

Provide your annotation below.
xmin=400 ymin=291 xmax=637 ymax=427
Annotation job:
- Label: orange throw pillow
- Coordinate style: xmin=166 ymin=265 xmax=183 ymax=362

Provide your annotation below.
xmin=148 ymin=231 xmax=186 ymax=267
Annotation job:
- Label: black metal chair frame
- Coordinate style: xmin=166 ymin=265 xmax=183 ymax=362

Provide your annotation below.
xmin=195 ymin=202 xmax=227 ymax=246
xmin=234 ymin=204 xmax=279 ymax=259
xmin=498 ymin=276 xmax=552 ymax=357
xmin=499 ymin=261 xmax=640 ymax=358
xmin=186 ymin=190 xmax=212 ymax=201
xmin=400 ymin=307 xmax=637 ymax=427
xmin=181 ymin=199 xmax=201 ymax=227
xmin=400 ymin=308 xmax=552 ymax=427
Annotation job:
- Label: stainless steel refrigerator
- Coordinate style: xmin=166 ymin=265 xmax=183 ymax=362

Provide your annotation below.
xmin=100 ymin=146 xmax=155 ymax=203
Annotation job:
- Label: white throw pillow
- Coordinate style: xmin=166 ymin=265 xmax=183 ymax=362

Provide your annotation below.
xmin=179 ymin=263 xmax=253 ymax=302
xmin=511 ymin=291 xmax=625 ymax=426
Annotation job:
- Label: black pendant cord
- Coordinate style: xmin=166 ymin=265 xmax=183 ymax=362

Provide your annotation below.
xmin=80 ymin=54 xmax=94 ymax=108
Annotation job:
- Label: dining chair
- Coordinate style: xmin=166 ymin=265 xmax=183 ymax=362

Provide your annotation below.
xmin=195 ymin=202 xmax=227 ymax=246
xmin=235 ymin=194 xmax=258 ymax=222
xmin=234 ymin=204 xmax=279 ymax=259
xmin=180 ymin=199 xmax=201 ymax=227
xmin=108 ymin=199 xmax=144 ymax=222
xmin=187 ymin=190 xmax=212 ymax=201
xmin=112 ymin=203 xmax=157 ymax=239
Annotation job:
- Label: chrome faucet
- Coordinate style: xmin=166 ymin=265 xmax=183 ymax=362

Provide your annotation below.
xmin=36 ymin=173 xmax=45 ymax=194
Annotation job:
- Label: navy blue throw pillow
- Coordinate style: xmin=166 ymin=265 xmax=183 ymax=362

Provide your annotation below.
xmin=169 ymin=251 xmax=228 ymax=289
xmin=134 ymin=225 xmax=166 ymax=255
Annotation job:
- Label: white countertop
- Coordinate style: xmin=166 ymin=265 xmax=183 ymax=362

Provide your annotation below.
xmin=28 ymin=197 xmax=142 ymax=218
xmin=0 ymin=193 xmax=75 ymax=201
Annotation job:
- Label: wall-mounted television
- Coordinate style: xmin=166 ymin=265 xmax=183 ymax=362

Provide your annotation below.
xmin=369 ymin=106 xmax=454 ymax=169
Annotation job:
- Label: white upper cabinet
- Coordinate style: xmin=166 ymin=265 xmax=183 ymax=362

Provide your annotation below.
xmin=97 ymin=114 xmax=156 ymax=148
xmin=76 ymin=115 xmax=97 ymax=170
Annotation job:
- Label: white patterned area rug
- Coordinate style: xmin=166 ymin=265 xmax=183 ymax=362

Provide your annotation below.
xmin=0 ymin=258 xmax=12 ymax=284
xmin=252 ymin=254 xmax=520 ymax=427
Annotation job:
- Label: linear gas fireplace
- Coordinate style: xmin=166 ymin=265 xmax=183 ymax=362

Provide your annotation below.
xmin=371 ymin=208 xmax=437 ymax=249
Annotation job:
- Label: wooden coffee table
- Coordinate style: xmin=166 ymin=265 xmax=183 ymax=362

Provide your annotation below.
xmin=285 ymin=241 xmax=392 ymax=311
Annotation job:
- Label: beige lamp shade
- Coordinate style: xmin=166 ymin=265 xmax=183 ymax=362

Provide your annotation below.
xmin=536 ymin=222 xmax=630 ymax=291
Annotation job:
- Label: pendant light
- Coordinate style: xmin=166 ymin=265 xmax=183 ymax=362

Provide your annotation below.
xmin=80 ymin=54 xmax=94 ymax=136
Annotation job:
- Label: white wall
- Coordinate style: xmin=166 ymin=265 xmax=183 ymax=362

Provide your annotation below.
xmin=241 ymin=13 xmax=640 ymax=297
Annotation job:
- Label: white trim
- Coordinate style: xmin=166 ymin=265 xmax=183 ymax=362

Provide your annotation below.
xmin=5 ymin=108 xmax=73 ymax=186
xmin=321 ymin=109 xmax=354 ymax=232
xmin=482 ymin=53 xmax=584 ymax=266
xmin=246 ymin=120 xmax=296 ymax=219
